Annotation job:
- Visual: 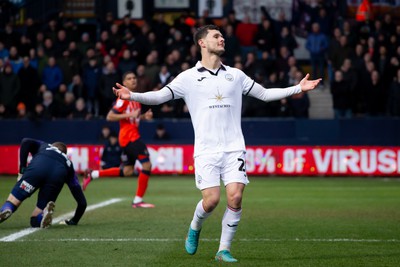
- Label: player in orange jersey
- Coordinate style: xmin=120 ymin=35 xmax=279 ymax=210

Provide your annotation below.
xmin=83 ymin=71 xmax=155 ymax=208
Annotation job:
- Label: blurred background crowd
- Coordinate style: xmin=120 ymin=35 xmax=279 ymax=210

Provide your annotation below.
xmin=0 ymin=0 xmax=399 ymax=121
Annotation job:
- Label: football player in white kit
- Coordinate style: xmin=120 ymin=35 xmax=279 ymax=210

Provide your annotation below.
xmin=113 ymin=25 xmax=321 ymax=263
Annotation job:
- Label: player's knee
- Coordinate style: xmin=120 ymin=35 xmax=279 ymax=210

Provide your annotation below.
xmin=122 ymin=166 xmax=134 ymax=176
xmin=141 ymin=161 xmax=152 ymax=171
xmin=30 ymin=216 xmax=40 ymax=227
xmin=227 ymin=192 xmax=243 ymax=208
xmin=203 ymin=197 xmax=219 ymax=212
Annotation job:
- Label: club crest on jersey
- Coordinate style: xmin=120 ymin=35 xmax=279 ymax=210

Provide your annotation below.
xmin=116 ymin=99 xmax=124 ymax=108
xmin=225 ymin=74 xmax=234 ymax=81
xmin=20 ymin=180 xmax=35 ymax=193
xmin=196 ymin=175 xmax=202 ymax=185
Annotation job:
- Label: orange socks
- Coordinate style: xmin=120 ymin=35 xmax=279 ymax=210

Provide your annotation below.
xmin=136 ymin=170 xmax=150 ymax=197
xmin=98 ymin=167 xmax=122 ymax=177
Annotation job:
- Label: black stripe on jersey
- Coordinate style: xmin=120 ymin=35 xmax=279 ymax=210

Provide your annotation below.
xmin=245 ymin=80 xmax=256 ymax=96
xmin=111 ymin=108 xmax=121 ymax=114
xmin=166 ymin=86 xmax=175 ymax=100
xmin=197 ymin=65 xmax=226 ymax=76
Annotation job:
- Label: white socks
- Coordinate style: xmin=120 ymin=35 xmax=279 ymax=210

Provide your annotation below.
xmin=190 ymin=200 xmax=212 ymax=231
xmin=218 ymin=206 xmax=242 ymax=252
xmin=92 ymin=170 xmax=99 ymax=179
xmin=133 ymin=196 xmax=143 ymax=204
xmin=189 ymin=200 xmax=243 ymax=252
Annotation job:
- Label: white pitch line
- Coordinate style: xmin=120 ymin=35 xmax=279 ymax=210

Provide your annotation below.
xmin=10 ymin=238 xmax=400 ymax=243
xmin=0 ymin=198 xmax=123 ymax=242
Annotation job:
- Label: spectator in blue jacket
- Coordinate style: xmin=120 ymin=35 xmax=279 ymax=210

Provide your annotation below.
xmin=41 ymin=56 xmax=63 ymax=92
xmin=306 ymin=22 xmax=329 ymax=85
xmin=82 ymin=57 xmax=101 ymax=117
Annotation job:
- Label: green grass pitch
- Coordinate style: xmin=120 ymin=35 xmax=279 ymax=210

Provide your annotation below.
xmin=0 ymin=175 xmax=400 ymax=267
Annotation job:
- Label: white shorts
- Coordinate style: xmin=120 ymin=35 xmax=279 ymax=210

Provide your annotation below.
xmin=194 ymin=151 xmax=249 ymax=190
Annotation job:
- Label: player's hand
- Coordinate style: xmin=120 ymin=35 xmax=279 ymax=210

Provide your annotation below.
xmin=299 ymin=73 xmax=322 ymax=92
xmin=17 ymin=173 xmax=23 ymax=181
xmin=127 ymin=109 xmax=141 ymax=119
xmin=113 ymin=83 xmax=131 ymax=100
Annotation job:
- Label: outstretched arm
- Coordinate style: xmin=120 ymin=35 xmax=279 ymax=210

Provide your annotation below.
xmin=247 ymin=73 xmax=321 ymax=102
xmin=112 ymin=83 xmax=173 ymax=105
xmin=298 ymin=73 xmax=322 ymax=92
xmin=64 ymin=173 xmax=87 ymax=225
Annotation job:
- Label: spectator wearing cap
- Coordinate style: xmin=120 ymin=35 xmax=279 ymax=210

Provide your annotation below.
xmin=16 ymin=102 xmax=27 ymax=119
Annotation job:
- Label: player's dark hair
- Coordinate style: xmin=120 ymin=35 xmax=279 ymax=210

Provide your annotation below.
xmin=122 ymin=71 xmax=135 ymax=82
xmin=193 ymin=25 xmax=220 ymax=50
xmin=52 ymin=142 xmax=67 ymax=154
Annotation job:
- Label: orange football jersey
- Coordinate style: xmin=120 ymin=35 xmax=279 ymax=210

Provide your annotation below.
xmin=112 ymin=98 xmax=141 ymax=147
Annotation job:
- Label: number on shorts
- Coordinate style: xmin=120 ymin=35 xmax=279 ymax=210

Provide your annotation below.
xmin=237 ymin=158 xmax=246 ymax=172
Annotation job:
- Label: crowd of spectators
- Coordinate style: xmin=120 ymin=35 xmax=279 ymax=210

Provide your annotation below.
xmin=0 ymin=2 xmax=400 ymax=121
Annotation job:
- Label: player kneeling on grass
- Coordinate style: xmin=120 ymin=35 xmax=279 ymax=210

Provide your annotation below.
xmin=0 ymin=138 xmax=87 ymax=228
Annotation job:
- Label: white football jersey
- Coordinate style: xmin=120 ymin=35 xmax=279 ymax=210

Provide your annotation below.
xmin=166 ymin=62 xmax=255 ymax=157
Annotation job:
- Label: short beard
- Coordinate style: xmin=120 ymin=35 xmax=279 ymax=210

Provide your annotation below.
xmin=209 ymin=48 xmax=225 ymax=56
